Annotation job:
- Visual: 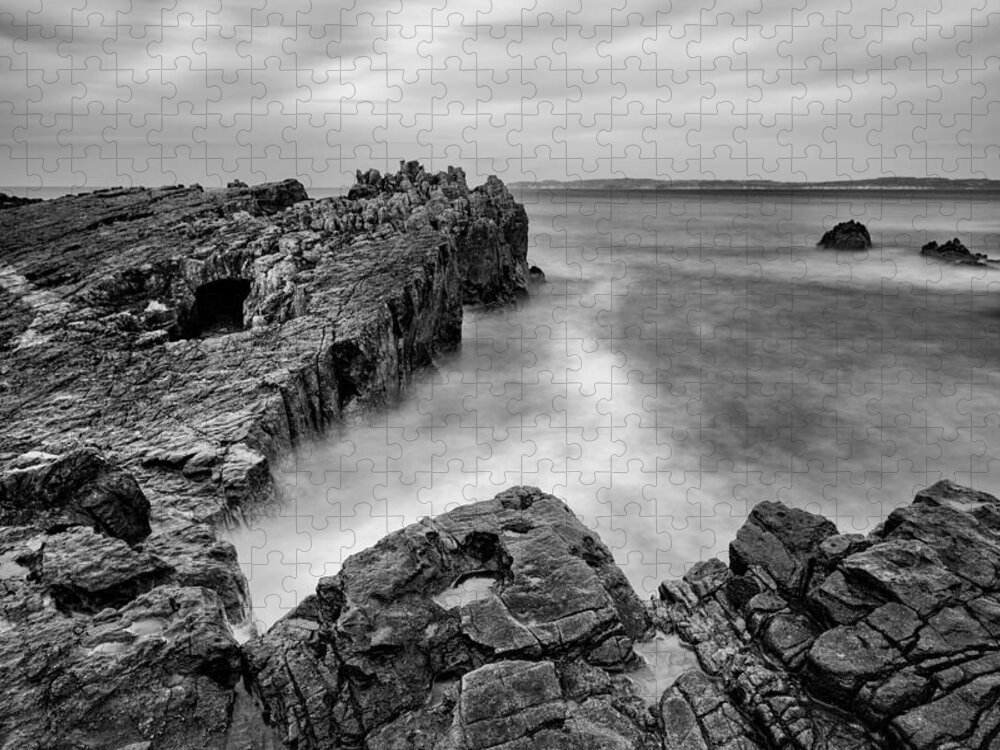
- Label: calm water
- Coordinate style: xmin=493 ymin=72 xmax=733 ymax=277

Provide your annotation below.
xmin=220 ymin=189 xmax=1000 ymax=639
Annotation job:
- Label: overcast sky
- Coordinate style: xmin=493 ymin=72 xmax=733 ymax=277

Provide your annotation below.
xmin=2 ymin=0 xmax=998 ymax=188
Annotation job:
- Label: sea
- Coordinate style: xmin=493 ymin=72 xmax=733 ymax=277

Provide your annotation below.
xmin=226 ymin=187 xmax=1000 ymax=659
xmin=13 ymin=183 xmax=1000 ymax=696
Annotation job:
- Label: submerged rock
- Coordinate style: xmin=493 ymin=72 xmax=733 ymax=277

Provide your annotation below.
xmin=921 ymin=237 xmax=989 ymax=265
xmin=818 ymin=219 xmax=872 ymax=249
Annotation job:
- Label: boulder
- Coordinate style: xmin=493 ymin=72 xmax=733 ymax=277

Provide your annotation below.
xmin=19 ymin=526 xmax=173 ymax=612
xmin=818 ymin=220 xmax=872 ymax=249
xmin=920 ymin=237 xmax=989 ymax=265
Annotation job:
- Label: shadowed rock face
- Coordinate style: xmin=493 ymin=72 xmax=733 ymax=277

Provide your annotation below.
xmin=818 ymin=219 xmax=872 ymax=249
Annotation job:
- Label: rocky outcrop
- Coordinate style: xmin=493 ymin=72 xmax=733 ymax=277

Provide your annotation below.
xmin=659 ymin=480 xmax=1000 ymax=750
xmin=921 ymin=237 xmax=990 ymax=265
xmin=245 ymin=487 xmax=657 ymax=749
xmin=0 ymin=167 xmax=530 ymax=747
xmin=335 ymin=161 xmax=529 ymax=304
xmin=818 ymin=219 xmax=872 ymax=249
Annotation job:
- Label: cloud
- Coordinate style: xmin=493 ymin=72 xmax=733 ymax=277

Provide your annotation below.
xmin=1 ymin=0 xmax=997 ymax=186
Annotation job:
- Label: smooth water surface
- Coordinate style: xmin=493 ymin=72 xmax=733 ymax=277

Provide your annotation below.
xmin=225 ymin=189 xmax=1000 ymax=631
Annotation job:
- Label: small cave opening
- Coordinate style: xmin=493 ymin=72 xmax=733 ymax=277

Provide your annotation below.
xmin=180 ymin=278 xmax=252 ymax=338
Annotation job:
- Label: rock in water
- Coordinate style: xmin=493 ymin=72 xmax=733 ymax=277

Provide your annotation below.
xmin=818 ymin=219 xmax=872 ymax=249
xmin=921 ymin=237 xmax=989 ymax=265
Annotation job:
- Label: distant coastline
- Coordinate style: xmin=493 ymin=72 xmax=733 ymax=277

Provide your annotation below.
xmin=508 ymin=176 xmax=1000 ymax=192
xmin=6 ymin=176 xmax=1000 ymax=201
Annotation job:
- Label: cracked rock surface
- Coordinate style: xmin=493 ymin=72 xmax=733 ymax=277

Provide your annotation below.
xmin=245 ymin=486 xmax=657 ymax=749
xmin=658 ymin=480 xmax=1000 ymax=750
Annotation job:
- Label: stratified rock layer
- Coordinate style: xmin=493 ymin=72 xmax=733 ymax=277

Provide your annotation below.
xmin=817 ymin=219 xmax=872 ymax=249
xmin=659 ymin=480 xmax=1000 ymax=750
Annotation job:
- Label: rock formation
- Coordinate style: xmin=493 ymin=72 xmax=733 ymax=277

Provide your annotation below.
xmin=658 ymin=480 xmax=1000 ymax=750
xmin=2 ymin=171 xmax=995 ymax=748
xmin=245 ymin=487 xmax=659 ymax=749
xmin=817 ymin=219 xmax=872 ymax=249
xmin=0 ymin=165 xmax=530 ymax=747
xmin=921 ymin=237 xmax=990 ymax=266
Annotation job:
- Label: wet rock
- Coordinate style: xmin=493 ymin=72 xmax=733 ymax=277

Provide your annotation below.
xmin=0 ymin=168 xmax=531 ymax=744
xmin=818 ymin=219 xmax=872 ymax=249
xmin=245 ymin=487 xmax=652 ymax=749
xmin=659 ymin=670 xmax=763 ymax=750
xmin=921 ymin=237 xmax=989 ymax=265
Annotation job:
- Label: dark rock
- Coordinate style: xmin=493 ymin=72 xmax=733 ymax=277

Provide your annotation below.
xmin=729 ymin=501 xmax=838 ymax=599
xmin=528 ymin=264 xmax=546 ymax=285
xmin=0 ymin=169 xmax=532 ymax=744
xmin=20 ymin=526 xmax=173 ymax=612
xmin=818 ymin=220 xmax=873 ymax=249
xmin=660 ymin=480 xmax=1000 ymax=750
xmin=245 ymin=487 xmax=652 ymax=749
xmin=920 ymin=237 xmax=989 ymax=265
xmin=0 ymin=585 xmax=247 ymax=750
xmin=660 ymin=671 xmax=764 ymax=750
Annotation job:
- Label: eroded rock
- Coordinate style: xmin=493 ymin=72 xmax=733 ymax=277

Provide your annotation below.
xmin=0 ymin=168 xmax=531 ymax=746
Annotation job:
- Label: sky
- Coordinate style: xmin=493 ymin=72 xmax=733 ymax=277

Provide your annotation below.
xmin=1 ymin=0 xmax=998 ymax=188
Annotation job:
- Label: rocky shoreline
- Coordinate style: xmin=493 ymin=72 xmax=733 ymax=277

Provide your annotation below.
xmin=1 ymin=171 xmax=998 ymax=748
